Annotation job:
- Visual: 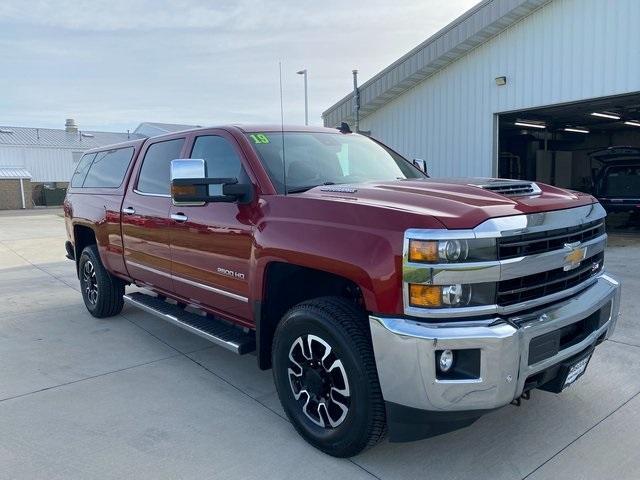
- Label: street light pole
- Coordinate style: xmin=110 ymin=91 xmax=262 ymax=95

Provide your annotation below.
xmin=352 ymin=69 xmax=360 ymax=133
xmin=297 ymin=69 xmax=308 ymax=125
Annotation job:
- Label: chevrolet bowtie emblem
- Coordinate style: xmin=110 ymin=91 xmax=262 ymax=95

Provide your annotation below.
xmin=563 ymin=242 xmax=587 ymax=271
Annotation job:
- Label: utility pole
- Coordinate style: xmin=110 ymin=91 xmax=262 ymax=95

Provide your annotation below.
xmin=352 ymin=69 xmax=360 ymax=133
xmin=297 ymin=69 xmax=309 ymax=125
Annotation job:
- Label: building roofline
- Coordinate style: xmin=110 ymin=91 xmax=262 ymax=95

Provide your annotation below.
xmin=0 ymin=124 xmax=132 ymax=135
xmin=83 ymin=138 xmax=147 ymax=154
xmin=322 ymin=0 xmax=552 ymax=127
xmin=0 ymin=166 xmax=32 ymax=179
xmin=0 ymin=124 xmax=143 ymax=149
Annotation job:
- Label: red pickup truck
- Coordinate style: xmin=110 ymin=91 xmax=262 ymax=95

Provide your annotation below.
xmin=64 ymin=124 xmax=621 ymax=457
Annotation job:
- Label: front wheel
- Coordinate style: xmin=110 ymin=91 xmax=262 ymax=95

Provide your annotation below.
xmin=78 ymin=245 xmax=124 ymax=318
xmin=272 ymin=297 xmax=386 ymax=457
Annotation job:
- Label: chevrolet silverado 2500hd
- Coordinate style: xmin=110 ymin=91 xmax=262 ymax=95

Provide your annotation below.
xmin=64 ymin=125 xmax=621 ymax=457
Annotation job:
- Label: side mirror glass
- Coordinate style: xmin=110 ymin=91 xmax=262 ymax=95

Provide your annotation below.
xmin=170 ymin=158 xmax=249 ymax=204
xmin=413 ymin=158 xmax=429 ymax=176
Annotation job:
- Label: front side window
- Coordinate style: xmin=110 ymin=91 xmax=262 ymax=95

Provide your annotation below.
xmin=246 ymin=131 xmax=424 ymax=193
xmin=83 ymin=147 xmax=135 ymax=188
xmin=137 ymin=138 xmax=185 ymax=195
xmin=70 ymin=153 xmax=96 ymax=187
xmin=191 ymin=135 xmax=243 ymax=179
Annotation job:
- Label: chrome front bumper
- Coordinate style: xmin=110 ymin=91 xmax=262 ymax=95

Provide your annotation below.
xmin=370 ymin=274 xmax=621 ymax=413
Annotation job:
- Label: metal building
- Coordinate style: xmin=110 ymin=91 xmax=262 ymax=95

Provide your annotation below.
xmin=322 ymin=0 xmax=640 ymax=192
xmin=0 ymin=119 xmax=193 ymax=209
xmin=0 ymin=120 xmax=137 ymax=183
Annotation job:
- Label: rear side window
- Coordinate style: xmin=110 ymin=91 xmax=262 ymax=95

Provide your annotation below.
xmin=191 ymin=135 xmax=242 ymax=179
xmin=137 ymin=139 xmax=185 ymax=195
xmin=70 ymin=153 xmax=96 ymax=187
xmin=83 ymin=147 xmax=135 ymax=188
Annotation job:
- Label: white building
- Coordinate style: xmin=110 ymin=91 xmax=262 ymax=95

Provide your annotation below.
xmin=0 ymin=119 xmax=194 ymax=208
xmin=323 ymin=0 xmax=640 ymax=191
xmin=0 ymin=119 xmax=140 ymax=186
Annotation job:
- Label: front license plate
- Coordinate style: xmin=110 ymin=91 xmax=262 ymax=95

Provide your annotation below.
xmin=563 ymin=355 xmax=591 ymax=388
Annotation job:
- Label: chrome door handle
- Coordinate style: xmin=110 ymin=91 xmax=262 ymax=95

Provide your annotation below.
xmin=122 ymin=207 xmax=135 ymax=215
xmin=171 ymin=213 xmax=188 ymax=222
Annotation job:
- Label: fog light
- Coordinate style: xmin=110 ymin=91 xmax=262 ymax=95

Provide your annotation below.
xmin=438 ymin=349 xmax=454 ymax=372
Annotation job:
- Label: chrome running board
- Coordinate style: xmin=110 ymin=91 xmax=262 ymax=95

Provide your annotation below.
xmin=124 ymin=292 xmax=255 ymax=354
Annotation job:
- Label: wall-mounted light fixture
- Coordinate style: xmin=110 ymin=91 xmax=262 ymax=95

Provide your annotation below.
xmin=495 ymin=76 xmax=507 ymax=86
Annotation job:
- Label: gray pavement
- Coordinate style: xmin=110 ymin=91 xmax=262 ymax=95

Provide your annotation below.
xmin=0 ymin=210 xmax=638 ymax=479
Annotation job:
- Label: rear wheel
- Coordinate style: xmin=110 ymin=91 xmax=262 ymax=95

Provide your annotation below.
xmin=272 ymin=297 xmax=386 ymax=457
xmin=78 ymin=245 xmax=124 ymax=318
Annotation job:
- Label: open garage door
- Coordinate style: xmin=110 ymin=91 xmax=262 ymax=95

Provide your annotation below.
xmin=498 ymin=92 xmax=640 ymax=231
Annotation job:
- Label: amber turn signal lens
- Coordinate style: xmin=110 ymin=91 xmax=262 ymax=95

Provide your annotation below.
xmin=172 ymin=184 xmax=198 ymax=197
xmin=409 ymin=284 xmax=442 ymax=307
xmin=409 ymin=240 xmax=438 ymax=262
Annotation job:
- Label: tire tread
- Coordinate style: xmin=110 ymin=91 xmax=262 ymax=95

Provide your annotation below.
xmin=80 ymin=245 xmax=124 ymax=318
xmin=274 ymin=296 xmax=387 ymax=456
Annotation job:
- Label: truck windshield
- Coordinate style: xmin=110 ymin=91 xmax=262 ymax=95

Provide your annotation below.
xmin=246 ymin=131 xmax=425 ymax=193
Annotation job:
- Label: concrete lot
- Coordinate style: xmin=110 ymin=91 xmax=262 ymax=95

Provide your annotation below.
xmin=0 ymin=209 xmax=638 ymax=480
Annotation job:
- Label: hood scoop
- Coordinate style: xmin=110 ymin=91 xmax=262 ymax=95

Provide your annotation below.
xmin=471 ymin=179 xmax=542 ymax=197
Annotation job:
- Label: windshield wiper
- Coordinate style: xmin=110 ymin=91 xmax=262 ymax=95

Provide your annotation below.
xmin=287 ymin=182 xmax=335 ymax=194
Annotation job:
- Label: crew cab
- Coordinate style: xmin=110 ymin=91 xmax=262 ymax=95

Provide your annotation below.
xmin=64 ymin=125 xmax=621 ymax=457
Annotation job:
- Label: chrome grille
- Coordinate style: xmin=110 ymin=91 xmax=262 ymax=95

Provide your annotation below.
xmin=497 ymin=251 xmax=604 ymax=306
xmin=402 ymin=203 xmax=608 ymax=319
xmin=498 ymin=219 xmax=605 ymax=260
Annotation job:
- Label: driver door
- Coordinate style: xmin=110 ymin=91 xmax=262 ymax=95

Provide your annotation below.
xmin=168 ymin=132 xmax=254 ymax=323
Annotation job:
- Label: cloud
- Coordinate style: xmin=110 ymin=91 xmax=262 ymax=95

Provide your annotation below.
xmin=0 ymin=0 xmax=478 ymax=131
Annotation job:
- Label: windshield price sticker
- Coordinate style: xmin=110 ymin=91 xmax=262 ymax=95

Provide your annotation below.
xmin=250 ymin=133 xmax=270 ymax=144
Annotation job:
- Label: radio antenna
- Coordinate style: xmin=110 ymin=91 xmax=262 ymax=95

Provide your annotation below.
xmin=279 ymin=61 xmax=287 ymax=195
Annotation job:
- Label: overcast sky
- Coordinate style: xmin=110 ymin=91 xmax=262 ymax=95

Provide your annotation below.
xmin=0 ymin=0 xmax=477 ymax=132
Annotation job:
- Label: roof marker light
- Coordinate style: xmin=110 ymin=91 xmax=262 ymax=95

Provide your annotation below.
xmin=591 ymin=112 xmax=621 ymax=120
xmin=514 ymin=121 xmax=546 ymax=129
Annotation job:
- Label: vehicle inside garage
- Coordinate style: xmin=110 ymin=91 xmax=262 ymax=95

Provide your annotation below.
xmin=498 ymin=92 xmax=640 ymax=230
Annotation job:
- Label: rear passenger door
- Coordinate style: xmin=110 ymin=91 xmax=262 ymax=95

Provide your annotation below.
xmin=168 ymin=132 xmax=254 ymax=323
xmin=122 ymin=137 xmax=186 ymax=293
xmin=68 ymin=147 xmax=137 ymax=278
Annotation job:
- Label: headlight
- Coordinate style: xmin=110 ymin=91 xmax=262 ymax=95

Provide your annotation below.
xmin=408 ymin=238 xmax=496 ymax=263
xmin=408 ymin=283 xmax=495 ymax=308
xmin=441 ymin=284 xmax=468 ymax=306
xmin=439 ymin=240 xmax=468 ymax=262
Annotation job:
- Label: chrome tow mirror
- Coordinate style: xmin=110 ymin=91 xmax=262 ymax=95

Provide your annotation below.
xmin=170 ymin=159 xmax=251 ymax=204
xmin=413 ymin=158 xmax=429 ymax=176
